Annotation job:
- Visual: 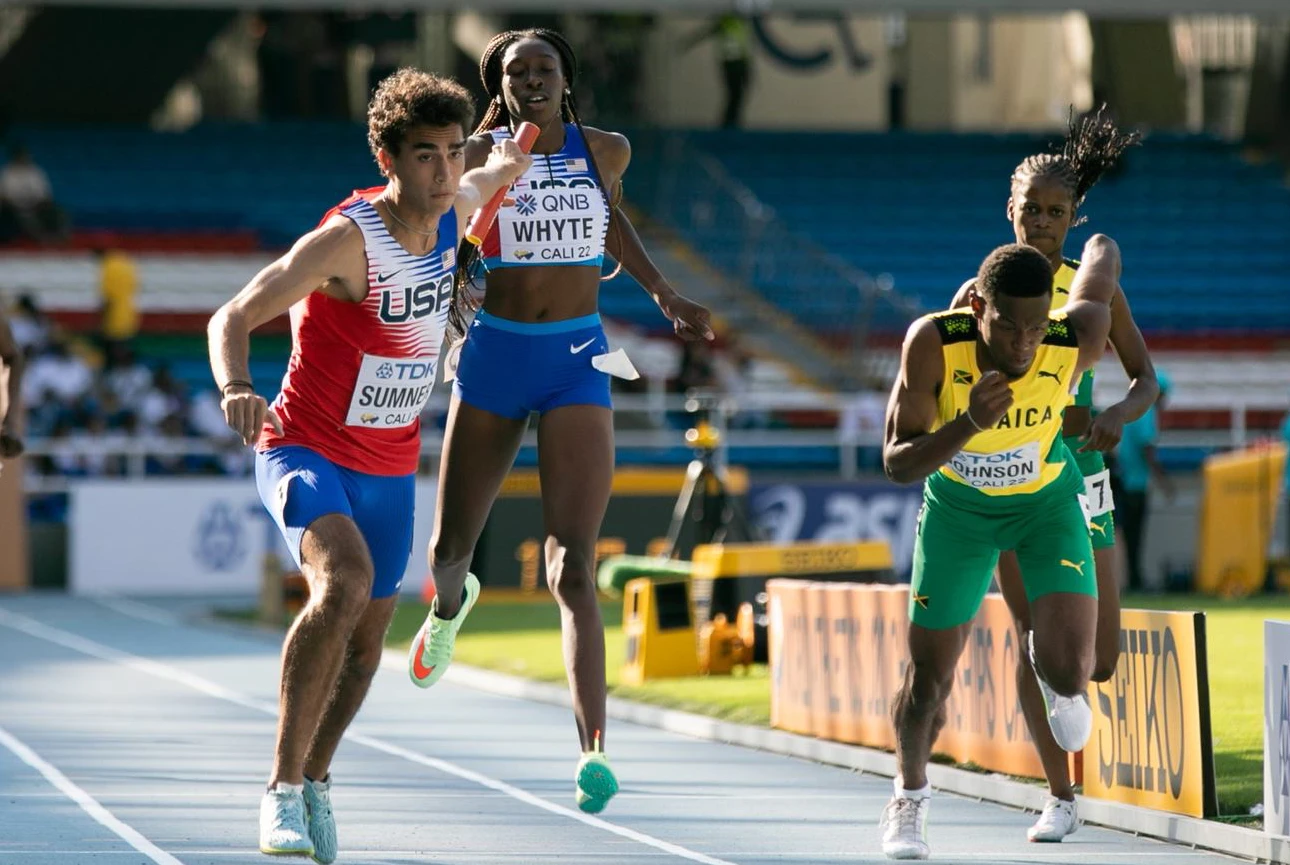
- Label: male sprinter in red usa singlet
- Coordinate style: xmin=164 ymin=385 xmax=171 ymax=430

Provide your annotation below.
xmin=207 ymin=69 xmax=530 ymax=862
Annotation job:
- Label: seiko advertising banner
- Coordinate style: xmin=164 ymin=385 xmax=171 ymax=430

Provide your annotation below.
xmin=1085 ymin=608 xmax=1218 ymax=818
xmin=749 ymin=481 xmax=923 ymax=579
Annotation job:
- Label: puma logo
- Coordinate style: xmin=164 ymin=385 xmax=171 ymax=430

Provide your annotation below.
xmin=1089 ymin=520 xmax=1108 ymax=537
xmin=1038 ymin=365 xmax=1065 ymax=383
xmin=1060 ymin=559 xmax=1085 ymax=576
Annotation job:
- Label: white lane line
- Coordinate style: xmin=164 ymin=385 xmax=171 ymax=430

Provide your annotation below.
xmin=0 ymin=606 xmax=740 ymax=865
xmin=93 ymin=596 xmax=183 ymax=626
xmin=0 ymin=724 xmax=187 ymax=865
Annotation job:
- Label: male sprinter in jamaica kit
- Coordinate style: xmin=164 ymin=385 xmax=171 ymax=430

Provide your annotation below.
xmin=878 ymin=236 xmax=1120 ymax=860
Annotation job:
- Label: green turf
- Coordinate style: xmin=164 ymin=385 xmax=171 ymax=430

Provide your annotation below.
xmin=388 ymin=598 xmax=770 ymax=726
xmin=386 ymin=590 xmax=1290 ymax=819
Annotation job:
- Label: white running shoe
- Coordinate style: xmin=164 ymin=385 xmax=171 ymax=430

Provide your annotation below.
xmin=1029 ymin=631 xmax=1092 ymax=752
xmin=303 ymin=775 xmax=337 ymax=864
xmin=1027 ymin=796 xmax=1079 ymax=842
xmin=408 ymin=573 xmax=481 ymax=689
xmin=879 ymin=796 xmax=930 ymax=860
xmin=259 ymin=783 xmax=313 ymax=856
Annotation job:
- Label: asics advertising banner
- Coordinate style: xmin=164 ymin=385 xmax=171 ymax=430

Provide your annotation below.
xmin=768 ymin=582 xmax=1046 ymax=780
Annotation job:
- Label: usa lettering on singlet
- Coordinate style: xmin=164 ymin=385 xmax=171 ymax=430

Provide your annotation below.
xmin=480 ymin=124 xmax=609 ymax=268
xmin=259 ymin=187 xmax=456 ymax=475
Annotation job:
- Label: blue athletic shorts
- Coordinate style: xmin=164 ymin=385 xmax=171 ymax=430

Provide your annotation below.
xmin=255 ymin=445 xmax=415 ymax=598
xmin=452 ymin=310 xmax=612 ymax=420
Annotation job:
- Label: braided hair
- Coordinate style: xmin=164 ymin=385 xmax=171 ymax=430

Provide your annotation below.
xmin=450 ymin=28 xmax=623 ymax=339
xmin=1011 ymin=105 xmax=1142 ymax=226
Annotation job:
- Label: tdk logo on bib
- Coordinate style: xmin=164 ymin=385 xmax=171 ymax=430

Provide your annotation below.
xmin=378 ymin=273 xmax=453 ymax=324
xmin=948 ymin=442 xmax=1042 ymax=489
xmin=347 ymin=354 xmax=436 ymax=428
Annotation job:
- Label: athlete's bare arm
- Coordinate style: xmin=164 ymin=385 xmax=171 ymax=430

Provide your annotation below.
xmin=883 ymin=318 xmax=1013 ymax=484
xmin=1080 ymin=286 xmax=1159 ymax=451
xmin=585 ymin=126 xmax=713 ymax=341
xmin=1063 ymin=234 xmax=1119 ymax=376
xmin=453 ymin=138 xmax=533 ymax=239
xmin=208 ymin=218 xmax=366 ymax=444
xmin=949 ymin=278 xmax=975 ymax=309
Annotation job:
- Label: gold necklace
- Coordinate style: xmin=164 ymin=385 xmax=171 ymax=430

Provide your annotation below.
xmin=385 ymin=199 xmax=438 ymax=239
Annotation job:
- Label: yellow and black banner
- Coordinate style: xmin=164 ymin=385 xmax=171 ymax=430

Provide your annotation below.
xmin=1084 ymin=608 xmax=1218 ymax=818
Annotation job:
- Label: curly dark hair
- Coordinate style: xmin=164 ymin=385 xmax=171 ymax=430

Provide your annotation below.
xmin=367 ymin=68 xmax=475 ymax=173
xmin=977 ymin=243 xmax=1055 ymax=301
xmin=1012 ymin=105 xmax=1142 ymax=224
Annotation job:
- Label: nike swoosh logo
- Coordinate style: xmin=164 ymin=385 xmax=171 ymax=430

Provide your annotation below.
xmin=410 ymin=630 xmax=435 ymax=680
xmin=570 ymin=338 xmax=596 ymax=354
xmin=376 ymin=270 xmax=403 ymax=283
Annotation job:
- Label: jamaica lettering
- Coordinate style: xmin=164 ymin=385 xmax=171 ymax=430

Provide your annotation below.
xmin=954 ymin=406 xmax=1054 ymax=429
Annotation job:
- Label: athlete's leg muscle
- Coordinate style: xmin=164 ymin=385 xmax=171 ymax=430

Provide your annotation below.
xmin=430 ymin=395 xmax=527 ymax=617
xmin=1092 ymin=544 xmax=1121 ymax=682
xmin=893 ymin=623 xmax=971 ymax=790
xmin=271 ymin=514 xmax=373 ymax=787
xmin=304 ymin=594 xmax=397 ymax=780
xmin=536 ymin=404 xmax=614 ymax=750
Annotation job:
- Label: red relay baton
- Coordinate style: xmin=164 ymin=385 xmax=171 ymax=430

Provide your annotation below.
xmin=465 ymin=121 xmax=539 ymax=246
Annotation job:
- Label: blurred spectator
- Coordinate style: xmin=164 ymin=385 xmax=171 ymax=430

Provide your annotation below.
xmin=190 ymin=387 xmax=253 ymax=475
xmin=102 ymin=343 xmax=152 ymax=411
xmin=22 ymin=337 xmax=94 ymax=412
xmin=9 ymin=293 xmax=52 ymax=354
xmin=1114 ymin=369 xmax=1174 ymax=592
xmin=681 ymin=15 xmax=754 ymax=128
xmin=96 ymin=248 xmax=139 ymax=352
xmin=0 ymin=146 xmax=68 ymax=244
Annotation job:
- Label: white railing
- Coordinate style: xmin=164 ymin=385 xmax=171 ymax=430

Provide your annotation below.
xmin=17 ymin=389 xmax=1286 ymax=491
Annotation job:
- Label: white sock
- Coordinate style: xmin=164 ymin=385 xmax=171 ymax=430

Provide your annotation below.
xmin=269 ymin=782 xmax=304 ymax=795
xmin=894 ymin=777 xmax=931 ymax=800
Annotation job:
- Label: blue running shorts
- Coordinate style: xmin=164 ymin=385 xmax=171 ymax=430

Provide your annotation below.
xmin=255 ymin=445 xmax=415 ymax=598
xmin=453 ymin=310 xmax=612 ymax=420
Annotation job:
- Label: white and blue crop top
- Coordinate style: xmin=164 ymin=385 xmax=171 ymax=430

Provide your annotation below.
xmin=479 ymin=123 xmax=610 ymax=269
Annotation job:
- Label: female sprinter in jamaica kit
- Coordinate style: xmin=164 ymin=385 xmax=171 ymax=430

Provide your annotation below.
xmin=406 ymin=28 xmax=714 ymax=814
xmin=950 ymin=106 xmax=1158 ymax=844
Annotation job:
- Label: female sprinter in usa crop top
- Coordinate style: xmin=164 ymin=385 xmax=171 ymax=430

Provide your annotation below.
xmin=405 ymin=28 xmax=714 ymax=815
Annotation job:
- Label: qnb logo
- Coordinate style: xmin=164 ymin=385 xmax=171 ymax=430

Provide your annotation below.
xmin=192 ymin=501 xmax=247 ymax=572
xmin=514 ymin=193 xmax=538 ymax=216
xmin=378 ymin=273 xmax=453 ymax=324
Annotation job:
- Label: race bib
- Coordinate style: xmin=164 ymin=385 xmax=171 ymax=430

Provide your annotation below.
xmin=948 ymin=441 xmax=1042 ymax=490
xmin=1082 ymin=468 xmax=1114 ymax=517
xmin=345 ymin=354 xmax=436 ymax=429
xmin=498 ymin=187 xmax=606 ymax=265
